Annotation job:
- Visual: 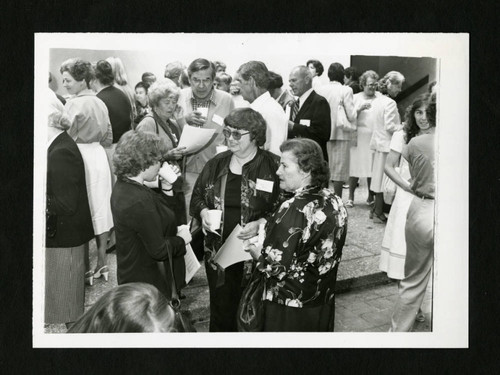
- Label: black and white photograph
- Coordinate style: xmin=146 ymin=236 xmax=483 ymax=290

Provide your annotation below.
xmin=33 ymin=33 xmax=468 ymax=348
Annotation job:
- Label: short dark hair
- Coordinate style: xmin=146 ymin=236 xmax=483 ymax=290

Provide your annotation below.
xmin=327 ymin=62 xmax=345 ymax=83
xmin=60 ymin=58 xmax=94 ymax=87
xmin=280 ymin=138 xmax=330 ymax=188
xmin=223 ymin=108 xmax=267 ymax=147
xmin=267 ymin=71 xmax=284 ymax=90
xmin=68 ymin=283 xmax=175 ymax=333
xmin=237 ymin=61 xmax=270 ymax=89
xmin=187 ymin=58 xmax=216 ymax=80
xmin=306 ymin=59 xmax=324 ymax=76
xmin=94 ymin=60 xmax=115 ymax=86
xmin=113 ymin=130 xmax=169 ymax=179
xmin=344 ymin=67 xmax=360 ymax=81
xmin=135 ymin=81 xmax=149 ymax=92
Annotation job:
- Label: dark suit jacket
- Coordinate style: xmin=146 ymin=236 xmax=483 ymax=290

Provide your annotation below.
xmin=97 ymin=85 xmax=132 ymax=143
xmin=288 ymin=90 xmax=331 ymax=161
xmin=46 ymin=131 xmax=94 ymax=248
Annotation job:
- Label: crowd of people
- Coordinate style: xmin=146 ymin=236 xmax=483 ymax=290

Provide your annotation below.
xmin=45 ymin=55 xmax=437 ymax=333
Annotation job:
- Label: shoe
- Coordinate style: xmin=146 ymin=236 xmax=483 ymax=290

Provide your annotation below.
xmin=343 ymin=184 xmax=349 ymax=189
xmin=85 ymin=271 xmax=94 ymax=286
xmin=366 ymin=199 xmax=375 ymax=206
xmin=106 ymin=244 xmax=116 ymax=254
xmin=373 ymin=213 xmax=387 ymax=224
xmin=94 ymin=266 xmax=109 ymax=282
xmin=345 ymin=200 xmax=354 ymax=208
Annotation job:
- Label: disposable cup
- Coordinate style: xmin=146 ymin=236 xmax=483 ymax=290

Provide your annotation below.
xmin=206 ymin=209 xmax=222 ymax=231
xmin=159 ymin=162 xmax=178 ymax=184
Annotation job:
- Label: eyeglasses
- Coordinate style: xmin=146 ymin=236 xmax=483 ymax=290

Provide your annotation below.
xmin=366 ymin=83 xmax=378 ymax=88
xmin=222 ymin=128 xmax=250 ymax=140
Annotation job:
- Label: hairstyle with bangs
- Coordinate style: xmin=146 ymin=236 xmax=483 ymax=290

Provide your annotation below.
xmin=113 ymin=130 xmax=169 ymax=179
xmin=223 ymin=107 xmax=266 ymax=147
xmin=60 ymin=58 xmax=94 ymax=87
xmin=147 ymin=80 xmax=180 ymax=109
xmin=280 ymin=138 xmax=330 ymax=188
xmin=68 ymin=283 xmax=175 ymax=333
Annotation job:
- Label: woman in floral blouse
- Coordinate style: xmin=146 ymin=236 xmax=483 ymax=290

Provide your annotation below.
xmin=249 ymin=138 xmax=348 ymax=331
xmin=190 ymin=107 xmax=282 ymax=332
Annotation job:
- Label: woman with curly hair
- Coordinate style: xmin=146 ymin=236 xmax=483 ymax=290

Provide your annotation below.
xmin=245 ymin=138 xmax=348 ymax=331
xmin=368 ymin=71 xmax=405 ymax=223
xmin=60 ymin=58 xmax=114 ymax=285
xmin=190 ymin=107 xmax=282 ymax=332
xmin=380 ymin=95 xmax=431 ymax=292
xmin=110 ymin=130 xmax=191 ymax=298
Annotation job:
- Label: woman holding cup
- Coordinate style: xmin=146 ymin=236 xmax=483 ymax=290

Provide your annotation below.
xmin=190 ymin=107 xmax=282 ymax=332
xmin=110 ymin=130 xmax=190 ymax=298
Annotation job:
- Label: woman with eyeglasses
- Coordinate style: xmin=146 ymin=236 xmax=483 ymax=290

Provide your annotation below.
xmin=190 ymin=107 xmax=282 ymax=332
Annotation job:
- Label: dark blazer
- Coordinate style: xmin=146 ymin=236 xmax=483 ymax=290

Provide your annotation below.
xmin=111 ymin=178 xmax=187 ymax=297
xmin=288 ymin=90 xmax=331 ymax=161
xmin=46 ymin=131 xmax=94 ymax=248
xmin=97 ymin=85 xmax=132 ymax=143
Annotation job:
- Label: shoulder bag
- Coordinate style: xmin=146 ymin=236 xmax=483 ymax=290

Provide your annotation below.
xmin=337 ymin=99 xmax=356 ymax=132
xmin=236 ymin=267 xmax=266 ymax=332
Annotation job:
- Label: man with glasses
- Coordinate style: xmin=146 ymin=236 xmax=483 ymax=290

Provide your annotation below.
xmin=176 ymin=58 xmax=234 ymax=217
xmin=234 ymin=61 xmax=287 ymax=156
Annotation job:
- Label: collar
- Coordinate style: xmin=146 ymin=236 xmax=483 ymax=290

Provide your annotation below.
xmin=75 ymin=89 xmax=96 ymax=98
xmin=190 ymin=89 xmax=217 ymax=105
xmin=298 ymin=88 xmax=313 ymax=109
xmin=251 ymin=91 xmax=272 ymax=107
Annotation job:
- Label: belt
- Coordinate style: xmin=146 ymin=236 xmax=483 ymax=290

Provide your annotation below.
xmin=414 ymin=192 xmax=434 ymax=200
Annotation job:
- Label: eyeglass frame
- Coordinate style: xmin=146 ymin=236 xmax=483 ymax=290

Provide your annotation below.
xmin=222 ymin=128 xmax=251 ymax=140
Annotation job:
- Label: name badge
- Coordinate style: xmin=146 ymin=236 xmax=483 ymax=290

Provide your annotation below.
xmin=212 ymin=114 xmax=224 ymax=126
xmin=256 ymin=178 xmax=274 ymax=193
xmin=299 ymin=119 xmax=311 ymax=127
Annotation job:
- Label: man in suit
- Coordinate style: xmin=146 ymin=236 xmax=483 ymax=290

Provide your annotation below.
xmin=287 ymin=66 xmax=331 ymax=161
xmin=176 ymin=58 xmax=234 ymax=217
xmin=235 ymin=61 xmax=287 ymax=155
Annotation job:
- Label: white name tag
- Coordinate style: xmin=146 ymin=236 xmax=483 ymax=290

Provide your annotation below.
xmin=256 ymin=178 xmax=274 ymax=193
xmin=212 ymin=114 xmax=224 ymax=126
xmin=299 ymin=119 xmax=311 ymax=126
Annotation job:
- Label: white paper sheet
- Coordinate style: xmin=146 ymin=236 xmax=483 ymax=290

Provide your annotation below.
xmin=213 ymin=224 xmax=252 ymax=269
xmin=177 ymin=125 xmax=216 ymax=153
xmin=184 ymin=244 xmax=201 ymax=284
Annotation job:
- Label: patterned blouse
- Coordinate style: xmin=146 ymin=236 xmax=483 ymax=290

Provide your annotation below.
xmin=259 ymin=186 xmax=348 ymax=308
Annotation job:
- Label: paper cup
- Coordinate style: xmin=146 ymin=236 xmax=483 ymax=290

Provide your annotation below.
xmin=207 ymin=209 xmax=222 ymax=231
xmin=197 ymin=107 xmax=208 ymax=118
xmin=216 ymin=145 xmax=228 ymax=154
xmin=159 ymin=162 xmax=178 ymax=184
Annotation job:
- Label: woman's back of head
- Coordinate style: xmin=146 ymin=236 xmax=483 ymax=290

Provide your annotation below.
xmin=68 ymin=283 xmax=175 ymax=333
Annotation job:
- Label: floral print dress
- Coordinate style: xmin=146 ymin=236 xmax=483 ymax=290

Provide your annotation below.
xmin=260 ymin=186 xmax=348 ymax=309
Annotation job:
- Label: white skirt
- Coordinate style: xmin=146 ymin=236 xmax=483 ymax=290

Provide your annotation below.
xmin=77 ymin=143 xmax=114 ymax=235
xmin=349 ymin=128 xmax=374 ymax=178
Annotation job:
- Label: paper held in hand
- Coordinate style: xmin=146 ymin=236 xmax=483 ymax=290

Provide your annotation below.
xmin=213 ymin=224 xmax=252 ymax=269
xmin=184 ymin=244 xmax=201 ymax=284
xmin=177 ymin=125 xmax=216 ymax=154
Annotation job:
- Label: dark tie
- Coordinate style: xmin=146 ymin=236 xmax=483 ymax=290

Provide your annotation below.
xmin=290 ymin=98 xmax=300 ymax=121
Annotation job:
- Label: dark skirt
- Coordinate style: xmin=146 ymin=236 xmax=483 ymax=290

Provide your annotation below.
xmin=45 ymin=245 xmax=85 ymax=324
xmin=263 ymin=300 xmax=335 ymax=332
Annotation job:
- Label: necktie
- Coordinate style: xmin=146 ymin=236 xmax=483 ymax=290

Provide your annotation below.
xmin=290 ymin=98 xmax=300 ymax=121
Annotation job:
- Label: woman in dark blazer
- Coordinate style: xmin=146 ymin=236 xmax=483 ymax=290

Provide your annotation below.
xmin=110 ymin=130 xmax=190 ymax=298
xmin=45 ymin=109 xmax=94 ymax=325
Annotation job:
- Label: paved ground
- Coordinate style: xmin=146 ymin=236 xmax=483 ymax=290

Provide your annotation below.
xmin=44 ymin=180 xmax=432 ymax=334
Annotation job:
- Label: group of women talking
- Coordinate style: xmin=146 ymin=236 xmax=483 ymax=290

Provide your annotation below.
xmin=45 ymin=56 xmax=436 ymax=333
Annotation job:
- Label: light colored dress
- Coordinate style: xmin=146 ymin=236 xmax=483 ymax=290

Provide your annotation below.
xmin=379 ymin=130 xmax=413 ymax=279
xmin=349 ymin=92 xmax=378 ymax=177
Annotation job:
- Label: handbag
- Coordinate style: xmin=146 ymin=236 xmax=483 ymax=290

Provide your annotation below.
xmin=236 ymin=268 xmax=266 ymax=332
xmin=166 ymin=247 xmax=197 ymax=332
xmin=336 ymin=99 xmax=356 ymax=132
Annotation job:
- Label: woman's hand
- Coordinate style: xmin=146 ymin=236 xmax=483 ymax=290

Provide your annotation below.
xmin=243 ymin=244 xmax=261 ymax=261
xmin=357 ymin=102 xmax=371 ymax=114
xmin=177 ymin=225 xmax=192 ymax=245
xmin=167 ymin=146 xmax=187 ymax=160
xmin=200 ymin=208 xmax=217 ymax=233
xmin=184 ymin=111 xmax=207 ymax=127
xmin=237 ymin=219 xmax=266 ymax=240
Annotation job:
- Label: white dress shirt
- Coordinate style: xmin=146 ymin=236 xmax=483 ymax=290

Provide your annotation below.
xmin=250 ymin=91 xmax=288 ymax=156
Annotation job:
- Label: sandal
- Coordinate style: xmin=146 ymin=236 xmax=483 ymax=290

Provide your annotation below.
xmin=373 ymin=213 xmax=387 ymax=223
xmin=345 ymin=200 xmax=354 ymax=208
